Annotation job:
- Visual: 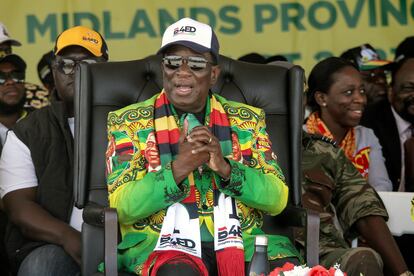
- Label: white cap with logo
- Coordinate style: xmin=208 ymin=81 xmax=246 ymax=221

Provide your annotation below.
xmin=158 ymin=17 xmax=219 ymax=62
xmin=0 ymin=22 xmax=21 ymax=46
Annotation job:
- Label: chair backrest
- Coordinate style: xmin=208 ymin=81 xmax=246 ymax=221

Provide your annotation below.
xmin=74 ymin=55 xmax=304 ymax=275
xmin=74 ymin=55 xmax=304 ymax=208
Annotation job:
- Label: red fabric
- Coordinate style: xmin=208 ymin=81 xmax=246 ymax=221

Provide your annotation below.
xmin=216 ymin=247 xmax=245 ymax=276
xmin=308 ymin=265 xmax=329 ymax=276
xmin=155 ymin=129 xmax=180 ymax=144
xmin=209 ymin=108 xmax=231 ymax=127
xmin=181 ymin=185 xmax=197 ymax=204
xmin=269 ymin=262 xmax=295 ymax=276
xmin=142 ymin=250 xmax=209 ymax=276
xmin=150 ymin=92 xmax=244 ymax=275
xmin=154 ymin=94 xmax=169 ymax=108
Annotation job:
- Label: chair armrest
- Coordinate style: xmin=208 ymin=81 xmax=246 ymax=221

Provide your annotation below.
xmin=104 ymin=208 xmax=118 ymax=276
xmin=83 ymin=204 xmax=106 ymax=226
xmin=83 ymin=205 xmax=118 ymax=276
xmin=304 ymin=209 xmax=319 ymax=267
xmin=272 ymin=206 xmax=320 ymax=267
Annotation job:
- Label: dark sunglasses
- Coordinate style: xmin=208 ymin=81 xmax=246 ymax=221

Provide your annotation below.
xmin=55 ymin=58 xmax=98 ymax=75
xmin=162 ymin=55 xmax=213 ymax=71
xmin=0 ymin=71 xmax=25 ymax=85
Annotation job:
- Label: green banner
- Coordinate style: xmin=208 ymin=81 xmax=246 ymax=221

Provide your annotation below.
xmin=2 ymin=0 xmax=414 ymax=83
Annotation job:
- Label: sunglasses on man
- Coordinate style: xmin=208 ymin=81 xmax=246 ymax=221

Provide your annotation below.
xmin=54 ymin=58 xmax=98 ymax=75
xmin=162 ymin=55 xmax=214 ymax=72
xmin=0 ymin=71 xmax=25 ymax=85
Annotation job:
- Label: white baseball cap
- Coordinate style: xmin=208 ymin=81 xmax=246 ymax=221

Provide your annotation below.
xmin=158 ymin=18 xmax=219 ymax=62
xmin=0 ymin=22 xmax=21 ymax=46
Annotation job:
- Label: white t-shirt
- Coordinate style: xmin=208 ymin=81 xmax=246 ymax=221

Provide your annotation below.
xmin=0 ymin=113 xmax=26 ymax=148
xmin=0 ymin=117 xmax=83 ymax=231
xmin=0 ymin=122 xmax=8 ymax=147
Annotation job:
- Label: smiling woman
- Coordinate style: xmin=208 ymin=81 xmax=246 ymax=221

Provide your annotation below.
xmin=304 ymin=57 xmax=392 ymax=192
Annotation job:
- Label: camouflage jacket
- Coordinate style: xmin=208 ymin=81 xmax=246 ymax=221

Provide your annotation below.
xmin=298 ymin=132 xmax=388 ymax=256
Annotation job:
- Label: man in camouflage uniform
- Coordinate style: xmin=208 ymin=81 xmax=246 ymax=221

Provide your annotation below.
xmin=299 ymin=132 xmax=410 ymax=276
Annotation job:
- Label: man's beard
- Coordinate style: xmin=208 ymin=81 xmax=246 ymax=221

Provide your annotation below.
xmin=399 ymin=95 xmax=414 ymax=124
xmin=0 ymin=94 xmax=26 ymax=115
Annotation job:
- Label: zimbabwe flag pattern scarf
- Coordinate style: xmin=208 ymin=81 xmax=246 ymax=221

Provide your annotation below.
xmin=306 ymin=112 xmax=356 ymax=161
xmin=149 ymin=91 xmax=245 ymax=276
xmin=305 ymin=112 xmax=373 ymax=179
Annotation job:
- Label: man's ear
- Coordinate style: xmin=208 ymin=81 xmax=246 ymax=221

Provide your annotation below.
xmin=314 ymin=91 xmax=327 ymax=107
xmin=50 ymin=62 xmax=57 ymax=79
xmin=210 ymin=66 xmax=220 ymax=86
xmin=160 ymin=61 xmax=165 ymax=74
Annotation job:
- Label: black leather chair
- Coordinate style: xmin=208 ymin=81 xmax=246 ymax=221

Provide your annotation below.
xmin=74 ymin=55 xmax=319 ymax=276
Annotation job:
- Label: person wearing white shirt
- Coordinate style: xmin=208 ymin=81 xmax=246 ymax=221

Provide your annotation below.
xmin=391 ymin=107 xmax=413 ymax=191
xmin=0 ymin=52 xmax=27 ymax=276
xmin=361 ymin=35 xmax=414 ymax=273
xmin=0 ymin=54 xmax=27 ymax=153
xmin=0 ymin=26 xmax=108 ymax=276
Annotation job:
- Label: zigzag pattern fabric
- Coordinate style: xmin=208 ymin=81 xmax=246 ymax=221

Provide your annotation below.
xmin=153 ymin=91 xmax=233 ymax=169
xmin=306 ymin=112 xmax=356 ymax=162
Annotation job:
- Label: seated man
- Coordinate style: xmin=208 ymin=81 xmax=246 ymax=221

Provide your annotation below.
xmin=360 ymin=37 xmax=414 ymax=270
xmin=340 ymin=44 xmax=391 ymax=106
xmin=105 ymin=17 xmax=300 ymax=276
xmin=0 ymin=26 xmax=108 ymax=276
xmin=0 ymin=53 xmax=27 ymax=276
xmin=0 ymin=22 xmax=50 ymax=110
xmin=0 ymin=53 xmax=27 ymax=153
xmin=299 ymin=132 xmax=410 ymax=276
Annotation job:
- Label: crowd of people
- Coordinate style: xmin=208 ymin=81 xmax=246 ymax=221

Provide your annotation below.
xmin=0 ymin=17 xmax=412 ymax=276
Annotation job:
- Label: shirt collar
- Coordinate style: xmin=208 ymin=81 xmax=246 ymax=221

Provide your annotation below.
xmin=391 ymin=106 xmax=412 ymax=136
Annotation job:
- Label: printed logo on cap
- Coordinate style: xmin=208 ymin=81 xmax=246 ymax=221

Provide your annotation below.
xmin=360 ymin=47 xmax=378 ymax=62
xmin=82 ymin=32 xmax=99 ymax=45
xmin=173 ymin=26 xmax=197 ymax=36
xmin=358 ymin=46 xmax=379 ymax=67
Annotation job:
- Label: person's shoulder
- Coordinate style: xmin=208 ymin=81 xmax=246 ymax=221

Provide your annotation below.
xmin=16 ymin=105 xmax=52 ymax=125
xmin=214 ymin=94 xmax=264 ymax=120
xmin=354 ymin=125 xmax=379 ymax=142
xmin=302 ymin=133 xmax=345 ymax=173
xmin=302 ymin=132 xmax=347 ymax=162
xmin=12 ymin=106 xmax=54 ymax=140
xmin=302 ymin=132 xmax=338 ymax=149
xmin=108 ymin=94 xmax=159 ymax=119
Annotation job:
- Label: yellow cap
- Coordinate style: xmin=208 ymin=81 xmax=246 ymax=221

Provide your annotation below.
xmin=54 ymin=26 xmax=108 ymax=60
